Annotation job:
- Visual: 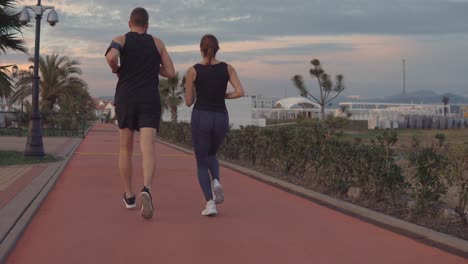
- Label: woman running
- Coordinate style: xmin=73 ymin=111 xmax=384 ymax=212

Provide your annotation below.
xmin=184 ymin=34 xmax=245 ymax=216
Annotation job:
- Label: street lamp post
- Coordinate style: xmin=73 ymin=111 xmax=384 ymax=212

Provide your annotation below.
xmin=18 ymin=0 xmax=59 ymax=156
xmin=402 ymin=59 xmax=406 ymax=96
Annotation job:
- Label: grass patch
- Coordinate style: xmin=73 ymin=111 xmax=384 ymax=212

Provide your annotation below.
xmin=343 ymin=129 xmax=468 ymax=151
xmin=0 ymin=150 xmax=61 ymax=166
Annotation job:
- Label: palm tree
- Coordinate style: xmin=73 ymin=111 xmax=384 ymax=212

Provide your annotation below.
xmin=58 ymin=84 xmax=93 ymax=114
xmin=160 ymin=72 xmax=184 ymax=122
xmin=442 ymin=95 xmax=450 ymax=117
xmin=0 ymin=0 xmax=28 ymax=54
xmin=9 ymin=69 xmax=32 ymax=112
xmin=292 ymin=59 xmax=345 ymax=119
xmin=0 ymin=0 xmax=28 ymax=102
xmin=0 ymin=65 xmax=14 ymax=100
xmin=11 ymin=54 xmax=88 ymax=112
xmin=338 ymin=104 xmax=352 ymax=118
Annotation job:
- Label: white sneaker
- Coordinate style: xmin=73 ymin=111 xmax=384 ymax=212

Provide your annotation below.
xmin=201 ymin=200 xmax=217 ymax=216
xmin=139 ymin=188 xmax=154 ymax=220
xmin=212 ymin=179 xmax=224 ymax=205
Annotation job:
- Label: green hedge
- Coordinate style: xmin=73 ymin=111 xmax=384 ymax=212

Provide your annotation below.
xmin=158 ymin=121 xmax=468 ymax=223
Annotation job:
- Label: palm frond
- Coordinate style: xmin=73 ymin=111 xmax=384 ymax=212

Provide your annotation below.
xmin=0 ymin=66 xmax=13 ymax=99
xmin=0 ymin=33 xmax=27 ymax=54
xmin=159 ymin=72 xmax=184 ymax=120
xmin=0 ymin=0 xmax=28 ymax=54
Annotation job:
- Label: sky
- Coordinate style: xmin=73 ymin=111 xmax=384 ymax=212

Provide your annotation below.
xmin=2 ymin=0 xmax=468 ymax=100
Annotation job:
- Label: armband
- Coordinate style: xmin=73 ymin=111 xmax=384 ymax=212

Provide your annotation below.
xmin=105 ymin=40 xmax=123 ymax=56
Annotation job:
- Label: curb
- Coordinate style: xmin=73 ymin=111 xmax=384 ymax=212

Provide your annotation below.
xmin=83 ymin=121 xmax=96 ymax=138
xmin=0 ymin=138 xmax=83 ymax=263
xmin=156 ymin=139 xmax=468 ymax=257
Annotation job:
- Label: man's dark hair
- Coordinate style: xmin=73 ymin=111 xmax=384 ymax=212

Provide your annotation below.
xmin=130 ymin=7 xmax=149 ymax=27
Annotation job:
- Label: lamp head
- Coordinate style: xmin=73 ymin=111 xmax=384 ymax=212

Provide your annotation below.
xmin=47 ymin=9 xmax=59 ymax=26
xmin=18 ymin=8 xmax=30 ymax=25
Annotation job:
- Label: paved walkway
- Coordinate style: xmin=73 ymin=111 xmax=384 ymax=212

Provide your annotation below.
xmin=0 ymin=136 xmax=76 ymax=192
xmin=5 ymin=124 xmax=467 ymax=264
xmin=0 ymin=137 xmax=74 ymax=155
xmin=0 ymin=135 xmax=81 ymax=262
xmin=0 ymin=137 xmax=79 ymax=209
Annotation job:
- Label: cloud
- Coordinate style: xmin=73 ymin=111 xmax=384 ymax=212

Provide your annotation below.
xmin=2 ymin=0 xmax=467 ymax=98
xmin=219 ymin=15 xmax=252 ymax=22
xmin=18 ymin=0 xmax=468 ymax=39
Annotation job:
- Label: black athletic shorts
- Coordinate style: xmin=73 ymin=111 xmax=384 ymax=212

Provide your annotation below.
xmin=115 ymin=103 xmax=161 ymax=132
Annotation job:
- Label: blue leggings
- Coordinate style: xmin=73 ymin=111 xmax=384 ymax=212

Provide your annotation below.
xmin=191 ymin=110 xmax=229 ymax=201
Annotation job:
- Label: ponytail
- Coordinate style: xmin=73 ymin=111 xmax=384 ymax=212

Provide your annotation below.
xmin=200 ymin=34 xmax=219 ymax=65
xmin=205 ymin=48 xmax=215 ymax=65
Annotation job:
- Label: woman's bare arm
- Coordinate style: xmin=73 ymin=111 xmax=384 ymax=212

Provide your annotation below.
xmin=185 ymin=67 xmax=197 ymax=106
xmin=225 ymin=64 xmax=245 ymax=99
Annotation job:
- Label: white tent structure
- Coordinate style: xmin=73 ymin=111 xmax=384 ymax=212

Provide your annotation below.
xmin=274 ymin=97 xmax=321 ymax=110
xmin=253 ymin=97 xmax=321 ymax=119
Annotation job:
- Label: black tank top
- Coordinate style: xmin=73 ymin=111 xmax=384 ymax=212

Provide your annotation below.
xmin=193 ymin=62 xmax=229 ymax=113
xmin=115 ymin=32 xmax=161 ymax=105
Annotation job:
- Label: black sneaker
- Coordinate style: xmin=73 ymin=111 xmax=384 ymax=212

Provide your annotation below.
xmin=139 ymin=187 xmax=154 ymax=219
xmin=123 ymin=193 xmax=136 ymax=209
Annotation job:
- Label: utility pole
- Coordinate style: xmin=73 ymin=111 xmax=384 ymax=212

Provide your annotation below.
xmin=403 ymin=59 xmax=406 ymax=96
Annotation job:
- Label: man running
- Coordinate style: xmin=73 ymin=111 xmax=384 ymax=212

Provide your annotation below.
xmin=105 ymin=7 xmax=175 ymax=219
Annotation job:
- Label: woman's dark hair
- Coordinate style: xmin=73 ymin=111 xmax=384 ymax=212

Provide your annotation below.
xmin=130 ymin=7 xmax=149 ymax=27
xmin=200 ymin=34 xmax=219 ymax=65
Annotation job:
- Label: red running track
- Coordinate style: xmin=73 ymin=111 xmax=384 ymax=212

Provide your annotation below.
xmin=6 ymin=123 xmax=467 ymax=264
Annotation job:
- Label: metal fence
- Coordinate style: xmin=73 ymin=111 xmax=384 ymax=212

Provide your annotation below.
xmin=0 ymin=111 xmax=90 ymax=137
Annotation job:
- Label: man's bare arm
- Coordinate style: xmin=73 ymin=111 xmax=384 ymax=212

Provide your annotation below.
xmin=105 ymin=36 xmax=125 ymax=75
xmin=154 ymin=37 xmax=175 ymax=78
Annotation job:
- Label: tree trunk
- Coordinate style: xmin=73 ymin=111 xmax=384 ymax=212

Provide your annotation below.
xmin=320 ymin=104 xmax=325 ymax=119
xmin=45 ymin=98 xmax=55 ymax=112
xmin=170 ymin=106 xmax=177 ymax=123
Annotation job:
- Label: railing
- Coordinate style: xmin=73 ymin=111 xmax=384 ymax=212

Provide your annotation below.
xmin=0 ymin=111 xmax=91 ymax=137
xmin=0 ymin=111 xmax=23 ymax=136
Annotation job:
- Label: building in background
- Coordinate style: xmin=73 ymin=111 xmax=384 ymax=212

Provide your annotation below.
xmin=164 ymin=96 xmax=324 ymax=128
xmin=249 ymin=94 xmax=279 ymax=109
xmin=162 ymin=97 xmax=266 ymax=129
xmin=94 ymin=99 xmax=115 ymax=122
xmin=253 ymin=97 xmax=322 ymax=120
xmin=338 ymin=102 xmax=468 ymax=129
xmin=339 ymin=102 xmax=447 ymax=120
xmin=162 ymin=95 xmax=468 ymax=130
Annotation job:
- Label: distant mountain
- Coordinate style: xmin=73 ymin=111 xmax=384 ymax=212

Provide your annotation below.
xmin=335 ymin=90 xmax=468 ymax=105
xmin=369 ymin=90 xmax=468 ymax=104
xmin=98 ymin=96 xmax=114 ymax=101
